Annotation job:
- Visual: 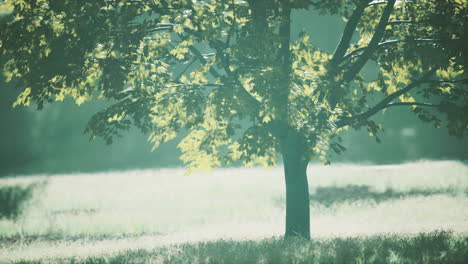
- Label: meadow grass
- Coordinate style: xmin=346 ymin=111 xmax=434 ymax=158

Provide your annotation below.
xmin=12 ymin=231 xmax=468 ymax=264
xmin=0 ymin=160 xmax=467 ymax=263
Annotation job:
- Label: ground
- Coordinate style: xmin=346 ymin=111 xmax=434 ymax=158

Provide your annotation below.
xmin=0 ymin=161 xmax=467 ymax=263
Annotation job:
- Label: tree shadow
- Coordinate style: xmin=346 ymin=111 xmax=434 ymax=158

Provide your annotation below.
xmin=310 ymin=185 xmax=464 ymax=207
xmin=0 ymin=181 xmax=46 ymax=220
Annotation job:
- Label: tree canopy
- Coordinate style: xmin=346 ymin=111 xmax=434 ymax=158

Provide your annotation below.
xmin=2 ymin=0 xmax=468 ymax=239
xmin=1 ymin=0 xmax=467 ymax=171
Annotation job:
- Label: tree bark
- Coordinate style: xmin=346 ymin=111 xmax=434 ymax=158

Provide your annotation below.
xmin=280 ymin=128 xmax=310 ymax=239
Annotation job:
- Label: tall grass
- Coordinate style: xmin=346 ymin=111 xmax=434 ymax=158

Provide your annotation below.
xmin=0 ymin=160 xmax=467 ymax=263
xmin=11 ymin=231 xmax=468 ymax=264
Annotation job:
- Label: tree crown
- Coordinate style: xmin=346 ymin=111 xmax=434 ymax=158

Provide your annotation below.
xmin=1 ymin=0 xmax=467 ymax=172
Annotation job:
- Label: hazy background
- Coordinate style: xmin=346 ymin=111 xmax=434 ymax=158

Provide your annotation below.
xmin=1 ymin=10 xmax=467 ymax=177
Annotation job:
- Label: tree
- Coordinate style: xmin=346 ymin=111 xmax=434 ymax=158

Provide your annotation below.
xmin=1 ymin=0 xmax=467 ymax=239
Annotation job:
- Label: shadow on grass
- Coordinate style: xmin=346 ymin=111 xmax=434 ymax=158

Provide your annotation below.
xmin=309 ymin=185 xmax=464 ymax=207
xmin=0 ymin=181 xmax=46 ymax=220
xmin=13 ymin=230 xmax=468 ymax=264
xmin=0 ymin=231 xmax=165 ymax=246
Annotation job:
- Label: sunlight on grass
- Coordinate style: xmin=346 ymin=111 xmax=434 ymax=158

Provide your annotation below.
xmin=0 ymin=160 xmax=467 ymax=262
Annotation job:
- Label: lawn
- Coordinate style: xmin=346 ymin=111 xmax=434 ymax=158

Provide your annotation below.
xmin=0 ymin=160 xmax=467 ymax=263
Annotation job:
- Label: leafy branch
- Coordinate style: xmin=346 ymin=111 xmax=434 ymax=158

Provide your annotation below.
xmin=336 ymin=67 xmax=438 ymax=128
xmin=387 ymin=20 xmax=414 ymax=25
xmin=383 ymin=102 xmax=440 ymax=108
xmin=331 ymin=0 xmax=369 ymax=65
xmin=174 ymin=58 xmax=197 ymax=81
xmin=341 ymin=38 xmax=462 ymax=62
xmin=342 ymin=0 xmax=396 ymax=83
xmin=176 ymin=34 xmax=262 ymax=114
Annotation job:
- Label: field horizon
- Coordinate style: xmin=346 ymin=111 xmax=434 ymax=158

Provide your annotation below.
xmin=1 ymin=160 xmax=467 ymax=263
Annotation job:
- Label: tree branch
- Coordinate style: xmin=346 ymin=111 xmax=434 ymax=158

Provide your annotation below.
xmin=147 ymin=26 xmax=173 ymax=33
xmin=173 ymin=58 xmax=197 ymax=81
xmin=178 ymin=26 xmax=262 ymax=114
xmin=368 ymin=1 xmax=389 ymax=7
xmin=331 ymin=1 xmax=369 ymax=64
xmin=168 ymin=82 xmax=222 ymax=88
xmin=225 ymin=0 xmax=236 ymax=50
xmin=384 ymin=102 xmax=440 ymax=108
xmin=342 ymin=0 xmax=396 ymax=83
xmin=342 ymin=39 xmax=398 ymax=62
xmin=387 ymin=20 xmax=415 ymax=25
xmin=209 ymin=41 xmax=262 ymax=111
xmin=336 ymin=67 xmax=438 ymax=128
xmin=368 ymin=0 xmax=414 ymax=6
xmin=342 ymin=38 xmax=458 ymax=62
xmin=275 ymin=0 xmax=293 ymax=123
xmin=184 ymin=41 xmax=222 ymax=79
xmin=422 ymin=78 xmax=468 ymax=84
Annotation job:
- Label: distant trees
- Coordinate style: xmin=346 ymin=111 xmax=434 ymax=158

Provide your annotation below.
xmin=0 ymin=78 xmax=32 ymax=176
xmin=1 ymin=0 xmax=467 ymax=238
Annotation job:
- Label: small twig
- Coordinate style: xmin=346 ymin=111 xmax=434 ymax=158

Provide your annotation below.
xmin=384 ymin=102 xmax=440 ymax=108
xmin=174 ymin=58 xmax=197 ymax=81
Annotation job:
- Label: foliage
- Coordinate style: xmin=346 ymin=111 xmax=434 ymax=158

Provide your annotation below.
xmin=1 ymin=0 xmax=467 ymax=170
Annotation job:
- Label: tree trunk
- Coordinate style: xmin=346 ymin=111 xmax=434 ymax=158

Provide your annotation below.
xmin=281 ymin=129 xmax=310 ymax=239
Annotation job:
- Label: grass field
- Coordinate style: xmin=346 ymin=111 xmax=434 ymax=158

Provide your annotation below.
xmin=0 ymin=160 xmax=467 ymax=263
